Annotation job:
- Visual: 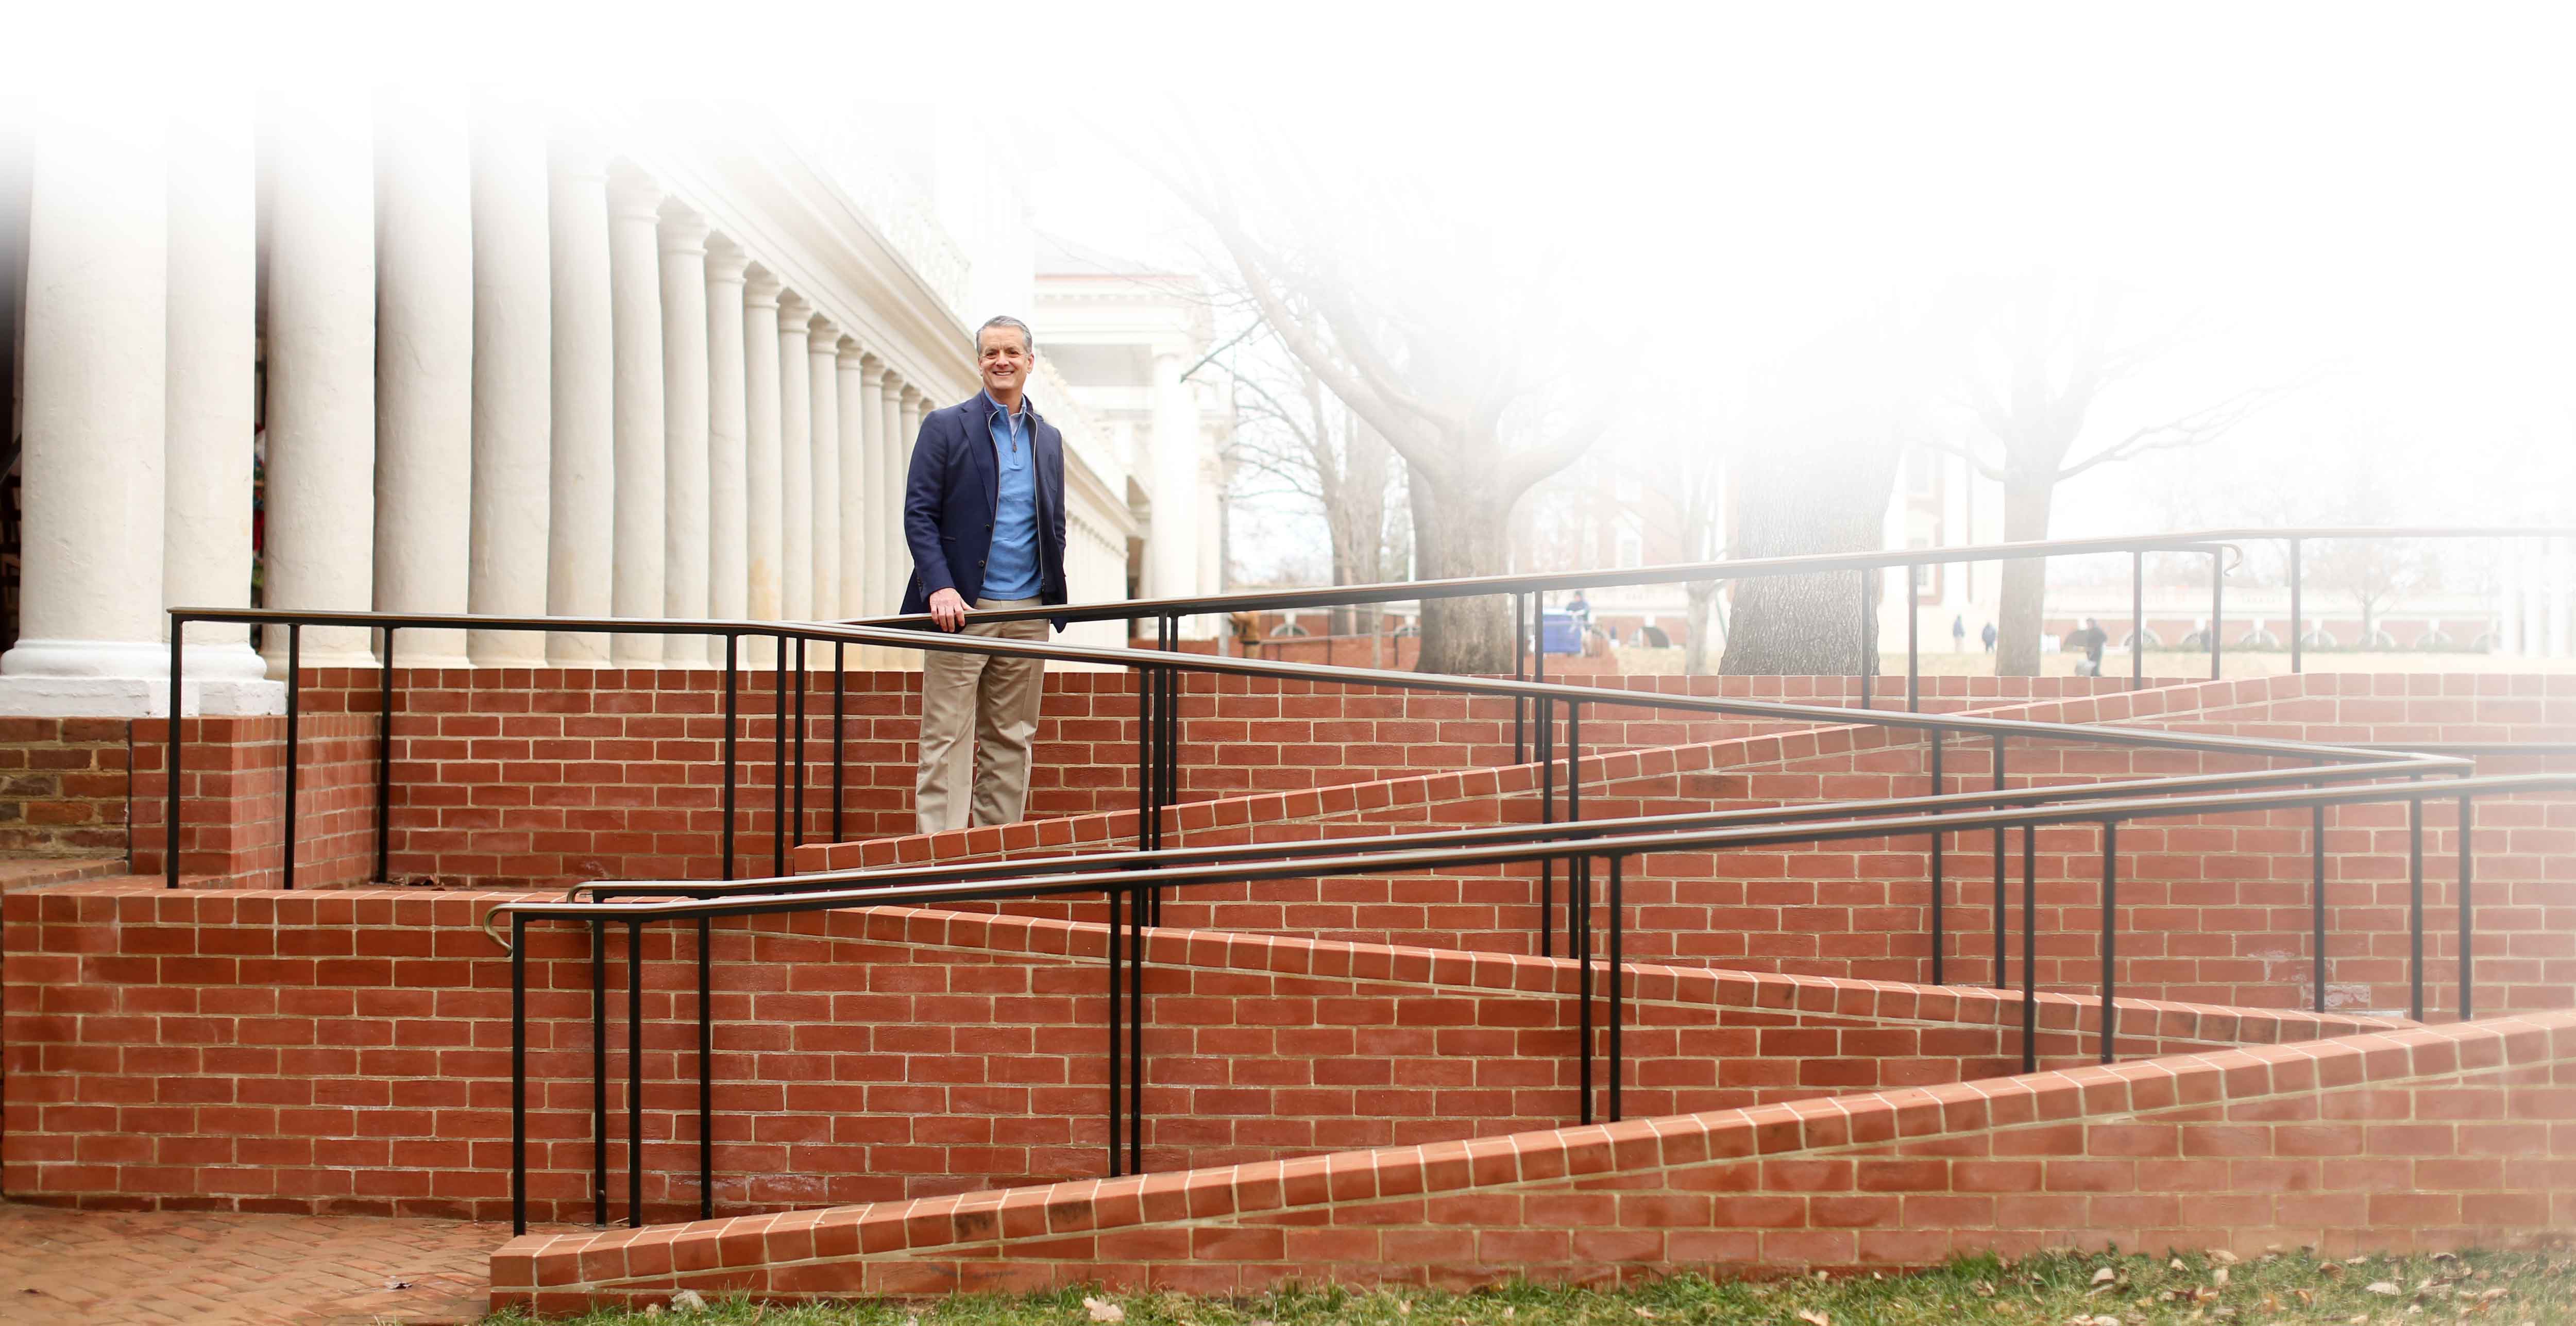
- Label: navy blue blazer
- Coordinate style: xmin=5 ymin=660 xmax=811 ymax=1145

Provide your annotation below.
xmin=899 ymin=394 xmax=1070 ymax=629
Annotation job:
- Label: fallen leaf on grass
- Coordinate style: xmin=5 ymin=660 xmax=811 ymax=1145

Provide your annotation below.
xmin=2367 ymin=1283 xmax=2402 ymax=1297
xmin=2209 ymin=1250 xmax=2241 ymax=1266
xmin=1086 ymin=1298 xmax=1127 ymax=1323
xmin=1632 ymin=1310 xmax=1656 ymax=1320
xmin=1796 ymin=1311 xmax=1830 ymax=1326
xmin=2214 ymin=1268 xmax=2231 ymax=1289
xmin=2094 ymin=1268 xmax=2120 ymax=1286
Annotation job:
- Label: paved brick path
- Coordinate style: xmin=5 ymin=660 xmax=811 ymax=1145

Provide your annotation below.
xmin=0 ymin=1202 xmax=527 ymax=1324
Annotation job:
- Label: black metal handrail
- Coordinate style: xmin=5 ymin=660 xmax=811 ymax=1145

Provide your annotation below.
xmin=161 ymin=603 xmax=2412 ymax=898
xmin=490 ymin=769 xmax=2572 ymax=1235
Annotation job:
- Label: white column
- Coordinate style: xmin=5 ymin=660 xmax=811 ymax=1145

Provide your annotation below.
xmin=546 ymin=139 xmax=614 ymax=663
xmin=808 ymin=320 xmax=841 ymax=623
xmin=840 ymin=350 xmax=881 ymax=620
xmin=467 ymin=104 xmax=551 ymax=665
xmin=606 ymin=168 xmax=667 ymax=666
xmin=880 ymin=377 xmax=908 ymax=615
xmin=1149 ymin=349 xmax=1199 ymax=606
xmin=163 ymin=94 xmax=273 ymax=709
xmin=262 ymin=94 xmax=378 ymax=672
xmin=371 ymin=87 xmax=474 ymax=670
xmin=0 ymin=106 xmax=171 ymax=715
xmin=704 ymin=236 xmax=751 ymax=629
xmin=658 ymin=206 xmax=713 ymax=666
xmin=775 ymin=291 xmax=814 ymax=626
xmin=2552 ymin=537 xmax=2573 ymax=658
xmin=742 ymin=267 xmax=784 ymax=664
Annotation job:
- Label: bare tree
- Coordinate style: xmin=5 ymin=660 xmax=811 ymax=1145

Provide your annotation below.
xmin=1931 ymin=268 xmax=2313 ymax=675
xmin=1143 ymin=137 xmax=1612 ymax=672
xmin=1718 ymin=293 xmax=1965 ymax=675
xmin=1209 ymin=337 xmax=1399 ymax=635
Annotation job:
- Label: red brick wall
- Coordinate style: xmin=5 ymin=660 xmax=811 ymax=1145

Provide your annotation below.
xmin=492 ymin=1010 xmax=2576 ymax=1312
xmin=796 ymin=676 xmax=2576 ymax=1020
xmin=0 ymin=718 xmax=132 ymax=859
xmin=114 ymin=669 xmax=2140 ymax=890
xmin=0 ymin=886 xmax=2382 ymax=1223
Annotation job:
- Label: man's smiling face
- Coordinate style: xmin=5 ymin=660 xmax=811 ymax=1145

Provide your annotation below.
xmin=979 ymin=324 xmax=1032 ymax=399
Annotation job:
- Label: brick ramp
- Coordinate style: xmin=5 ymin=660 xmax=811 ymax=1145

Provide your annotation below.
xmin=492 ymin=1010 xmax=2576 ymax=1311
xmin=0 ymin=1201 xmax=534 ymax=1324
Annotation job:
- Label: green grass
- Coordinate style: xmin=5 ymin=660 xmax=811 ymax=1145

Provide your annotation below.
xmin=486 ymin=1246 xmax=2576 ymax=1325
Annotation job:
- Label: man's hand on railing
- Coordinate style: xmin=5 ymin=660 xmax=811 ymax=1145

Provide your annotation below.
xmin=928 ymin=588 xmax=968 ymax=632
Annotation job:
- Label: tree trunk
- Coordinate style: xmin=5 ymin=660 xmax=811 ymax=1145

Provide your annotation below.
xmin=1718 ymin=430 xmax=1900 ymax=676
xmin=1683 ymin=579 xmax=1720 ymax=675
xmin=1410 ymin=471 xmax=1513 ymax=674
xmin=1994 ymin=471 xmax=2056 ymax=677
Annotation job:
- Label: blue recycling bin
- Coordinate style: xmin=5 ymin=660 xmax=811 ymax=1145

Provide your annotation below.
xmin=1540 ymin=611 xmax=1582 ymax=655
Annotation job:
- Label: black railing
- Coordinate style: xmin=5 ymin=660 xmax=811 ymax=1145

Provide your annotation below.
xmin=484 ymin=769 xmax=2573 ymax=1235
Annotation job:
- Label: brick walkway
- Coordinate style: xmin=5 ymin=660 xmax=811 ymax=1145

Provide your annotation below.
xmin=0 ymin=1202 xmax=530 ymax=1324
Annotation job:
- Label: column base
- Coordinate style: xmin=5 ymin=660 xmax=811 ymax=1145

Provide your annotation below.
xmin=0 ymin=675 xmax=286 ymax=718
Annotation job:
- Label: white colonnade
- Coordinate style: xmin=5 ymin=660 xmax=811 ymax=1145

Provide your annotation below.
xmin=0 ymin=96 xmax=962 ymax=720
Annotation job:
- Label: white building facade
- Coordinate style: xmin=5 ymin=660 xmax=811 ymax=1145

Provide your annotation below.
xmin=0 ymin=93 xmax=1189 ymax=715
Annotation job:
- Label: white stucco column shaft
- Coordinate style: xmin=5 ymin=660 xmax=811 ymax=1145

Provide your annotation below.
xmin=703 ymin=236 xmax=751 ymax=631
xmin=545 ymin=139 xmax=614 ymax=664
xmin=1148 ymin=350 xmax=1199 ymax=606
xmin=163 ymin=93 xmax=270 ymax=705
xmin=467 ymin=104 xmax=551 ymax=665
xmin=741 ymin=268 xmax=784 ymax=667
xmin=606 ymin=168 xmax=667 ymax=665
xmin=840 ymin=352 xmax=882 ymax=620
xmin=774 ymin=291 xmax=814 ymax=627
xmin=808 ymin=320 xmax=840 ymax=625
xmin=262 ymin=93 xmax=378 ymax=673
xmin=371 ymin=87 xmax=474 ymax=670
xmin=0 ymin=106 xmax=171 ymax=715
xmin=2551 ymin=537 xmax=2572 ymax=658
xmin=880 ymin=378 xmax=908 ymax=616
xmin=657 ymin=207 xmax=713 ymax=667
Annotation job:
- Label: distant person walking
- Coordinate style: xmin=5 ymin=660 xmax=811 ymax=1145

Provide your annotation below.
xmin=1980 ymin=621 xmax=1997 ymax=653
xmin=903 ymin=315 xmax=1070 ymax=835
xmin=1951 ymin=614 xmax=1967 ymax=652
xmin=2065 ymin=617 xmax=2109 ymax=677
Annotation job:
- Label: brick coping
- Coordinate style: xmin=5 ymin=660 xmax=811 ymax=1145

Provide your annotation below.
xmin=801 ymin=675 xmax=2322 ymax=872
xmin=493 ymin=1007 xmax=2576 ymax=1299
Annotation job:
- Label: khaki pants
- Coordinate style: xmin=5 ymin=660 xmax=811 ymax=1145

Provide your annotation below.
xmin=916 ymin=597 xmax=1048 ymax=835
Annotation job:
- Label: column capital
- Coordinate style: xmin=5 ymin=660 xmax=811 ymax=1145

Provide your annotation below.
xmin=900 ymin=384 xmax=925 ymax=406
xmin=839 ymin=340 xmax=873 ymax=371
xmin=705 ymin=233 xmax=750 ymax=282
xmin=743 ymin=264 xmax=782 ymax=307
xmin=776 ymin=290 xmax=811 ymax=325
xmin=608 ymin=164 xmax=663 ymax=222
xmin=809 ymin=315 xmax=838 ymax=346
xmin=660 ymin=203 xmax=710 ymax=254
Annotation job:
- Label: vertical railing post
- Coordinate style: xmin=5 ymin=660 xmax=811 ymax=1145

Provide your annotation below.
xmin=1128 ymin=878 xmax=1144 ymax=1172
xmin=1133 ymin=660 xmax=1151 ymax=853
xmin=284 ymin=623 xmax=301 ymax=891
xmin=1992 ymin=735 xmax=2006 ymax=988
xmin=1514 ymin=593 xmax=1528 ymax=763
xmin=2099 ymin=821 xmax=2119 ymax=1064
xmin=1905 ymin=564 xmax=1920 ymax=712
xmin=2131 ymin=550 xmax=2145 ymax=691
xmin=626 ymin=917 xmax=643 ymax=1228
xmin=376 ymin=626 xmax=397 ymax=883
xmin=721 ymin=634 xmax=739 ymax=882
xmin=1858 ymin=569 xmax=1874 ymax=711
xmin=2289 ymin=538 xmax=2304 ymax=674
xmin=2209 ymin=552 xmax=2225 ymax=681
xmin=1607 ymin=852 xmax=1624 ymax=1124
xmin=772 ymin=636 xmax=788 ymax=876
xmin=592 ymin=919 xmax=607 ymax=1227
xmin=1567 ymin=702 xmax=1584 ymax=963
xmin=791 ymin=636 xmax=806 ymax=851
xmin=831 ymin=641 xmax=846 ymax=844
xmin=2409 ymin=793 xmax=2426 ymax=1022
xmin=2021 ymin=823 xmax=2038 ymax=1073
xmin=511 ymin=913 xmax=528 ymax=1236
xmin=1928 ymin=727 xmax=1945 ymax=985
xmin=2312 ymin=801 xmax=2328 ymax=1015
xmin=1575 ymin=847 xmax=1592 ymax=1128
xmin=1106 ymin=881 xmax=1123 ymax=1178
xmin=1538 ymin=695 xmax=1555 ymax=959
xmin=697 ymin=914 xmax=713 ymax=1220
xmin=2457 ymin=793 xmax=2473 ymax=1022
xmin=166 ymin=614 xmax=184 ymax=889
